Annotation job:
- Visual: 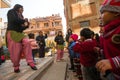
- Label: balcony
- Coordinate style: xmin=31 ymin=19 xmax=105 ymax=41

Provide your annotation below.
xmin=0 ymin=0 xmax=11 ymax=8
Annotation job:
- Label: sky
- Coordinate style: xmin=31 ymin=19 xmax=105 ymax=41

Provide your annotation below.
xmin=0 ymin=0 xmax=66 ymax=34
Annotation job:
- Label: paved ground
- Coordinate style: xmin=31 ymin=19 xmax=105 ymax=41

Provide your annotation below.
xmin=65 ymin=53 xmax=83 ymax=80
xmin=35 ymin=51 xmax=82 ymax=80
xmin=35 ymin=61 xmax=67 ymax=80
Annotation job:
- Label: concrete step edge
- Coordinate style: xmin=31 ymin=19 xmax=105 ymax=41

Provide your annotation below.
xmin=17 ymin=57 xmax=54 ymax=80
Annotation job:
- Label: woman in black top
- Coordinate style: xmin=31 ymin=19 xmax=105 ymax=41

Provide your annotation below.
xmin=36 ymin=31 xmax=47 ymax=58
xmin=54 ymin=31 xmax=65 ymax=61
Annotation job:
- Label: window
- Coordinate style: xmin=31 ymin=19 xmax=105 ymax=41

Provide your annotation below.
xmin=37 ymin=23 xmax=39 ymax=28
xmin=54 ymin=22 xmax=60 ymax=26
xmin=44 ymin=23 xmax=49 ymax=27
xmin=80 ymin=20 xmax=90 ymax=27
xmin=52 ymin=22 xmax=55 ymax=27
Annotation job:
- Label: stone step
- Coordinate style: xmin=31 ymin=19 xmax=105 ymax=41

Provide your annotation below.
xmin=0 ymin=57 xmax=54 ymax=80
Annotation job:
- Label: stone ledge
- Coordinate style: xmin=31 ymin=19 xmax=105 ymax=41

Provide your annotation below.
xmin=0 ymin=57 xmax=54 ymax=80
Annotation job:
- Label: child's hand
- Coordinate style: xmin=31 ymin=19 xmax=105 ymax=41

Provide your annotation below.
xmin=94 ymin=47 xmax=100 ymax=53
xmin=96 ymin=59 xmax=112 ymax=74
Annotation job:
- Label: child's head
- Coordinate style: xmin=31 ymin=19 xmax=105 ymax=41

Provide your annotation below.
xmin=100 ymin=0 xmax=120 ymax=26
xmin=28 ymin=33 xmax=34 ymax=39
xmin=80 ymin=28 xmax=92 ymax=40
xmin=69 ymin=34 xmax=78 ymax=42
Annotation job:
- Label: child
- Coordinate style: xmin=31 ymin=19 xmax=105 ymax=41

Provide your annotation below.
xmin=68 ymin=34 xmax=78 ymax=70
xmin=54 ymin=31 xmax=65 ymax=62
xmin=73 ymin=28 xmax=101 ymax=80
xmin=95 ymin=0 xmax=120 ymax=80
xmin=28 ymin=33 xmax=39 ymax=63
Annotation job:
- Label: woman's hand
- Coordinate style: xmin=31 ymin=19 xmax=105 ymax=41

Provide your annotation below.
xmin=96 ymin=59 xmax=112 ymax=74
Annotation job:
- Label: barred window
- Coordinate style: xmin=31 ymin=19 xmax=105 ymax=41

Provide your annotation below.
xmin=80 ymin=20 xmax=90 ymax=27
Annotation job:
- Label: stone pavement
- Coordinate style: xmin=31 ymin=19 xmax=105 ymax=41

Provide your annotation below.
xmin=0 ymin=57 xmax=53 ymax=80
xmin=34 ymin=53 xmax=68 ymax=80
xmin=65 ymin=53 xmax=83 ymax=80
xmin=35 ymin=51 xmax=82 ymax=80
xmin=35 ymin=61 xmax=67 ymax=80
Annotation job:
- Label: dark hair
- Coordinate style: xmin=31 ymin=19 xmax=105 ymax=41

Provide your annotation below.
xmin=91 ymin=31 xmax=94 ymax=36
xmin=80 ymin=28 xmax=92 ymax=39
xmin=13 ymin=4 xmax=23 ymax=11
xmin=67 ymin=28 xmax=72 ymax=34
xmin=57 ymin=31 xmax=62 ymax=36
xmin=95 ymin=33 xmax=100 ymax=42
xmin=28 ymin=33 xmax=34 ymax=39
xmin=91 ymin=31 xmax=95 ymax=38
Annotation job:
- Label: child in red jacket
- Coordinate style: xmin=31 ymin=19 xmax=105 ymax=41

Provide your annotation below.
xmin=95 ymin=0 xmax=120 ymax=80
xmin=73 ymin=28 xmax=101 ymax=80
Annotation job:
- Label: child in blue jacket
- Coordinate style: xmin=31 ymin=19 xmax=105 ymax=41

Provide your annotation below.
xmin=68 ymin=34 xmax=79 ymax=70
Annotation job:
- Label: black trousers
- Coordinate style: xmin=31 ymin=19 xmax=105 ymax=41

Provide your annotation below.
xmin=70 ymin=57 xmax=74 ymax=69
xmin=32 ymin=49 xmax=38 ymax=61
xmin=38 ymin=46 xmax=45 ymax=58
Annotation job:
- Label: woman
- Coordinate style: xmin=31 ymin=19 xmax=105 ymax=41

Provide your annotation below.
xmin=6 ymin=4 xmax=37 ymax=73
xmin=54 ymin=31 xmax=65 ymax=61
xmin=65 ymin=28 xmax=73 ymax=43
xmin=36 ymin=31 xmax=47 ymax=58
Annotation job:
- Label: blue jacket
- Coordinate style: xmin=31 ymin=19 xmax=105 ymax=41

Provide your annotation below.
xmin=68 ymin=41 xmax=80 ymax=58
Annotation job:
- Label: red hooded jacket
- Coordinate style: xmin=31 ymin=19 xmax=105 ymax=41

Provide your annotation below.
xmin=101 ymin=17 xmax=120 ymax=79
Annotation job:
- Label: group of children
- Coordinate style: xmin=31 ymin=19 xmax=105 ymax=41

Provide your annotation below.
xmin=67 ymin=28 xmax=101 ymax=80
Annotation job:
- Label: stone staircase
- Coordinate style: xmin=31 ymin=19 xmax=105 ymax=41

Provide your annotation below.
xmin=0 ymin=57 xmax=54 ymax=80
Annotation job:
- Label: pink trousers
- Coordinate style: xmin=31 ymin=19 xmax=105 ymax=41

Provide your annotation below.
xmin=56 ymin=49 xmax=64 ymax=60
xmin=7 ymin=31 xmax=34 ymax=69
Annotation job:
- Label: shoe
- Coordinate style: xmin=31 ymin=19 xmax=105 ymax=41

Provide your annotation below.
xmin=27 ymin=63 xmax=38 ymax=70
xmin=30 ymin=66 xmax=37 ymax=70
xmin=14 ymin=69 xmax=20 ymax=73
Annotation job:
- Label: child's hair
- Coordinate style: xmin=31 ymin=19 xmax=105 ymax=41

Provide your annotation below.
xmin=95 ymin=33 xmax=100 ymax=42
xmin=28 ymin=33 xmax=34 ymax=39
xmin=91 ymin=31 xmax=95 ymax=37
xmin=80 ymin=28 xmax=92 ymax=39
